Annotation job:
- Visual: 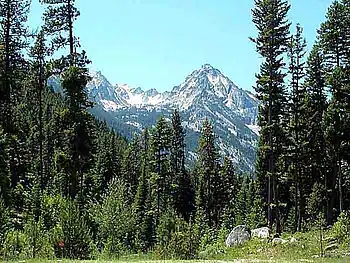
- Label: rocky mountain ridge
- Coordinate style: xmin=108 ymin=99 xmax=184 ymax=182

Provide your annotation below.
xmin=52 ymin=64 xmax=260 ymax=172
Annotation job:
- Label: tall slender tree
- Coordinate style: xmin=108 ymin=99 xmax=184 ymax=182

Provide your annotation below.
xmin=150 ymin=116 xmax=172 ymax=224
xmin=303 ymin=45 xmax=328 ymax=223
xmin=195 ymin=119 xmax=220 ymax=228
xmin=41 ymin=0 xmax=80 ymax=64
xmin=28 ymin=30 xmax=51 ymax=192
xmin=319 ymin=0 xmax=350 ymax=220
xmin=287 ymin=24 xmax=307 ymax=231
xmin=170 ymin=110 xmax=194 ymax=220
xmin=0 ymin=0 xmax=30 ymax=133
xmin=251 ymin=0 xmax=291 ymax=234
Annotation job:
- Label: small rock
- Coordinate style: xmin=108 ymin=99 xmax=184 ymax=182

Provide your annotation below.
xmin=272 ymin=237 xmax=288 ymax=245
xmin=226 ymin=225 xmax=251 ymax=247
xmin=252 ymin=227 xmax=270 ymax=239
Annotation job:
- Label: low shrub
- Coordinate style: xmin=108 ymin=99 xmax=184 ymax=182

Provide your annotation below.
xmin=332 ymin=211 xmax=350 ymax=247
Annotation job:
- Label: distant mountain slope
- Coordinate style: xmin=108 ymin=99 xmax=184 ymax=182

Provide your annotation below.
xmin=51 ymin=64 xmax=259 ymax=172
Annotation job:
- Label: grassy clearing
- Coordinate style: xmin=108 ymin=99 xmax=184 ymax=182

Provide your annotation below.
xmin=2 ymin=259 xmax=350 ymax=263
xmin=1 ymin=230 xmax=349 ymax=263
xmin=197 ymin=230 xmax=350 ymax=263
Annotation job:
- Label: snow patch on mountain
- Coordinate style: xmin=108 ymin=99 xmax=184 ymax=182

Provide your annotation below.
xmin=101 ymin=99 xmax=121 ymax=111
xmin=247 ymin=124 xmax=260 ymax=135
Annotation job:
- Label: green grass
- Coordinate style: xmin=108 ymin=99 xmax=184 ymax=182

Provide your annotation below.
xmin=1 ymin=259 xmax=350 ymax=263
xmin=197 ymin=230 xmax=350 ymax=263
xmin=1 ymin=230 xmax=349 ymax=263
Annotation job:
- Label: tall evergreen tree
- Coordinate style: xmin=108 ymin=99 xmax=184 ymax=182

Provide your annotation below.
xmin=150 ymin=116 xmax=172 ymax=224
xmin=195 ymin=119 xmax=221 ymax=228
xmin=28 ymin=30 xmax=51 ymax=192
xmin=303 ymin=45 xmax=328 ymax=223
xmin=0 ymin=0 xmax=30 ymax=133
xmin=133 ymin=128 xmax=154 ymax=251
xmin=170 ymin=110 xmax=194 ymax=220
xmin=287 ymin=24 xmax=307 ymax=231
xmin=251 ymin=0 xmax=291 ymax=234
xmin=170 ymin=110 xmax=185 ymax=182
xmin=41 ymin=0 xmax=93 ymax=202
xmin=319 ymin=0 xmax=350 ymax=220
xmin=122 ymin=134 xmax=142 ymax=203
xmin=41 ymin=0 xmax=80 ymax=64
xmin=220 ymin=156 xmax=238 ymax=229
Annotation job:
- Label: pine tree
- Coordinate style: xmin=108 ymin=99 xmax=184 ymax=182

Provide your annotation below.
xmin=61 ymin=67 xmax=93 ymax=202
xmin=133 ymin=129 xmax=154 ymax=251
xmin=121 ymin=134 xmax=142 ymax=203
xmin=41 ymin=0 xmax=94 ymax=203
xmin=41 ymin=0 xmax=80 ymax=65
xmin=170 ymin=110 xmax=194 ymax=220
xmin=150 ymin=116 xmax=172 ymax=224
xmin=251 ymin=0 xmax=291 ymax=234
xmin=195 ymin=119 xmax=220 ymax=228
xmin=319 ymin=0 xmax=350 ymax=221
xmin=0 ymin=0 xmax=30 ymax=133
xmin=28 ymin=30 xmax=51 ymax=192
xmin=303 ymin=45 xmax=328 ymax=223
xmin=220 ymin=156 xmax=238 ymax=229
xmin=170 ymin=110 xmax=185 ymax=176
xmin=287 ymin=24 xmax=307 ymax=231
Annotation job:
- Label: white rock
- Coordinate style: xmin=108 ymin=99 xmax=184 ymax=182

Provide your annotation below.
xmin=251 ymin=227 xmax=270 ymax=239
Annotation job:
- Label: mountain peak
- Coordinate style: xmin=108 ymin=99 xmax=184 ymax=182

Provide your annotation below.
xmin=201 ymin=63 xmax=215 ymax=70
xmin=67 ymin=66 xmax=259 ymax=172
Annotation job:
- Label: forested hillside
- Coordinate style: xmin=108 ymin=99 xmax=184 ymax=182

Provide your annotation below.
xmin=0 ymin=0 xmax=349 ymax=261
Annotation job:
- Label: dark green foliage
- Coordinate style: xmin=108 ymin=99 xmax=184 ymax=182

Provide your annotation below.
xmin=249 ymin=0 xmax=350 ymax=235
xmin=41 ymin=0 xmax=80 ymax=63
xmin=318 ymin=0 xmax=350 ymax=224
xmin=122 ymin=134 xmax=142 ymax=201
xmin=220 ymin=157 xmax=240 ymax=228
xmin=170 ymin=110 xmax=195 ymax=221
xmin=149 ymin=116 xmax=172 ymax=223
xmin=132 ymin=128 xmax=154 ymax=252
xmin=195 ymin=119 xmax=221 ymax=228
xmin=0 ymin=0 xmax=30 ymax=133
xmin=0 ymin=0 xmax=350 ymax=260
xmin=251 ymin=0 xmax=291 ymax=234
xmin=287 ymin=24 xmax=307 ymax=232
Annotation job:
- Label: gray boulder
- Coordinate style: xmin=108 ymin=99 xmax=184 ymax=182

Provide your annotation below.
xmin=251 ymin=227 xmax=270 ymax=239
xmin=226 ymin=225 xmax=251 ymax=247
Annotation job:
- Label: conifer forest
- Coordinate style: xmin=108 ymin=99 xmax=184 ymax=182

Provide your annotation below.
xmin=0 ymin=0 xmax=350 ymax=261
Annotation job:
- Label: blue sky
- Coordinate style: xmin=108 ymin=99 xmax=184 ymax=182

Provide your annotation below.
xmin=29 ymin=0 xmax=333 ymax=92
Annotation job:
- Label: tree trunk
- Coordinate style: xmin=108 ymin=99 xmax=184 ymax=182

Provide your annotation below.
xmin=68 ymin=0 xmax=74 ymax=63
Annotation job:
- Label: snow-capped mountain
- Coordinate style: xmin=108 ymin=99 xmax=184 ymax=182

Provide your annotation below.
xmin=86 ymin=64 xmax=259 ymax=172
